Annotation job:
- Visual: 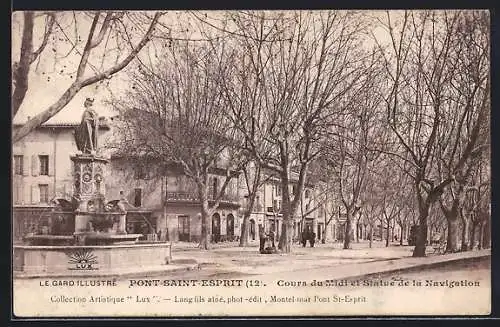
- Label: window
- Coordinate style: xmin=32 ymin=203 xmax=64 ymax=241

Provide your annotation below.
xmin=275 ymin=185 xmax=281 ymax=197
xmin=14 ymin=155 xmax=23 ymax=175
xmin=134 ymin=188 xmax=142 ymax=207
xmin=134 ymin=165 xmax=147 ymax=179
xmin=39 ymin=155 xmax=49 ymax=175
xmin=39 ymin=184 xmax=49 ymax=203
xmin=305 ymin=189 xmax=310 ymax=199
xmin=13 ymin=183 xmax=23 ymax=204
xmin=212 ymin=177 xmax=218 ymax=200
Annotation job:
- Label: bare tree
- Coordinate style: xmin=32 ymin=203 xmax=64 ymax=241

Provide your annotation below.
xmin=360 ymin=190 xmax=383 ymax=249
xmin=321 ymin=198 xmax=339 ymax=243
xmin=110 ymin=36 xmax=245 ymax=250
xmin=381 ymin=189 xmax=403 ymax=247
xmin=216 ymin=11 xmax=371 ymax=253
xmin=435 ymin=11 xmax=490 ymax=253
xmin=395 ymin=183 xmax=416 ymax=245
xmin=238 ymin=162 xmax=274 ymax=247
xmin=374 ymin=10 xmax=489 ymax=257
xmin=464 ymin=159 xmax=490 ymax=251
xmin=12 ymin=11 xmax=164 ymax=142
xmin=324 ymin=60 xmax=385 ymax=249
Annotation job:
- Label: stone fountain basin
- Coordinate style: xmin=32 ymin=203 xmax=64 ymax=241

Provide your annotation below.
xmin=13 ymin=242 xmax=172 ymax=276
xmin=81 ymin=233 xmax=144 ymax=245
xmin=23 ymin=233 xmax=144 ymax=246
xmin=24 ymin=235 xmax=75 ymax=246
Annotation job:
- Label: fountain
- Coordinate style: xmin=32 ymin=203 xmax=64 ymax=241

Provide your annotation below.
xmin=13 ymin=99 xmax=172 ymax=276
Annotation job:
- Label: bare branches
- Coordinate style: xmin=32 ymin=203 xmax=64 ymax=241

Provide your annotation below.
xmin=13 ymin=11 xmax=163 ymax=143
xmin=373 ymin=10 xmax=490 ymax=256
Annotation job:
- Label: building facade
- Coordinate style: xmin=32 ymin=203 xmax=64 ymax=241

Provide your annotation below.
xmin=13 ymin=120 xmax=325 ymax=244
xmin=12 ymin=120 xmax=242 ymax=243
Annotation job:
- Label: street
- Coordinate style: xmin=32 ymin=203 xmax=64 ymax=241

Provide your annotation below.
xmin=13 ymin=243 xmax=491 ymax=317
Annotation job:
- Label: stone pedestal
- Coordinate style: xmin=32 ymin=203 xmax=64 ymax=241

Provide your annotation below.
xmin=116 ymin=213 xmax=127 ymax=234
xmin=71 ymin=153 xmax=109 ymax=212
xmin=74 ymin=213 xmax=93 ymax=234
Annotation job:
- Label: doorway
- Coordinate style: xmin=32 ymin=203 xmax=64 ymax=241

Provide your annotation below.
xmin=212 ymin=213 xmax=221 ymax=243
xmin=178 ymin=215 xmax=190 ymax=241
xmin=226 ymin=214 xmax=235 ymax=240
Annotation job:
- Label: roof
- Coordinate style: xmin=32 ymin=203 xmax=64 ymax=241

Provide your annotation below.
xmin=12 ymin=87 xmax=117 ymax=127
xmin=12 ymin=116 xmax=111 ymax=129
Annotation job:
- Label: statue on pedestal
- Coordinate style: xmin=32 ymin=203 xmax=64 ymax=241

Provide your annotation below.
xmin=74 ymin=98 xmax=99 ymax=154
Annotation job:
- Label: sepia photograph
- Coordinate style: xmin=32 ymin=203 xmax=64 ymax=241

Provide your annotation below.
xmin=11 ymin=9 xmax=491 ymax=317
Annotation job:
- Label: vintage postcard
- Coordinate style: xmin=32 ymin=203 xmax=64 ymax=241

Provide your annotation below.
xmin=12 ymin=9 xmax=491 ymax=317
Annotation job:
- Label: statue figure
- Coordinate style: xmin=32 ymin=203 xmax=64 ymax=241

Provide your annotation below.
xmin=74 ymin=98 xmax=99 ymax=154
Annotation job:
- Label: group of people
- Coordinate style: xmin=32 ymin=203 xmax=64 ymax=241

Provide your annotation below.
xmin=258 ymin=225 xmax=318 ymax=253
xmin=301 ymin=228 xmax=316 ymax=248
xmin=259 ymin=226 xmax=277 ymax=254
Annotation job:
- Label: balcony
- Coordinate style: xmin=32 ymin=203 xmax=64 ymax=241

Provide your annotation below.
xmin=166 ymin=192 xmax=199 ymax=202
xmin=166 ymin=191 xmax=240 ymax=208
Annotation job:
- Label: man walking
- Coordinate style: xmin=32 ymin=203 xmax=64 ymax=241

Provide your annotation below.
xmin=301 ymin=228 xmax=309 ymax=247
xmin=269 ymin=229 xmax=275 ymax=248
xmin=310 ymin=231 xmax=316 ymax=247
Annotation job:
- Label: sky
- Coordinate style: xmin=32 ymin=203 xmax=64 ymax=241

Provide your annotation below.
xmin=11 ymin=11 xmax=139 ymax=125
xmin=13 ymin=10 xmax=477 ymax=126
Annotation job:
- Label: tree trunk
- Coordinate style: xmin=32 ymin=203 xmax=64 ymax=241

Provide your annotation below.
xmin=163 ymin=201 xmax=169 ymax=242
xmin=385 ymin=222 xmax=390 ymax=247
xmin=278 ymin=177 xmax=300 ymax=253
xmin=412 ymin=206 xmax=429 ymax=257
xmin=239 ymin=212 xmax=250 ymax=247
xmin=278 ymin=219 xmax=293 ymax=253
xmin=240 ymin=168 xmax=261 ymax=247
xmin=478 ymin=221 xmax=484 ymax=250
xmin=198 ymin=178 xmax=212 ymax=250
xmin=469 ymin=220 xmax=477 ymax=251
xmin=343 ymin=208 xmax=352 ymax=249
xmin=399 ymin=223 xmax=404 ymax=246
xmin=369 ymin=225 xmax=373 ymax=248
xmin=12 ymin=12 xmax=35 ymax=118
xmin=460 ymin=211 xmax=470 ymax=251
xmin=482 ymin=217 xmax=491 ymax=249
xmin=446 ymin=216 xmax=460 ymax=253
xmin=199 ymin=204 xmax=211 ymax=250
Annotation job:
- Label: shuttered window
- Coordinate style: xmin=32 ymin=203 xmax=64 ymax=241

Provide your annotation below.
xmin=13 ymin=182 xmax=23 ymax=204
xmin=39 ymin=184 xmax=49 ymax=203
xmin=14 ymin=155 xmax=23 ymax=175
xmin=39 ymin=155 xmax=49 ymax=175
xmin=134 ymin=165 xmax=147 ymax=179
xmin=134 ymin=188 xmax=142 ymax=207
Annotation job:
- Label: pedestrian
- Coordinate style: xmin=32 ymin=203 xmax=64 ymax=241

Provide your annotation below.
xmin=269 ymin=229 xmax=276 ymax=248
xmin=301 ymin=229 xmax=308 ymax=247
xmin=310 ymin=231 xmax=316 ymax=248
xmin=258 ymin=225 xmax=266 ymax=254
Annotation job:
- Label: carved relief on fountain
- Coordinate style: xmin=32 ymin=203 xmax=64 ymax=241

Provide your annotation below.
xmin=71 ymin=155 xmax=109 ymax=213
